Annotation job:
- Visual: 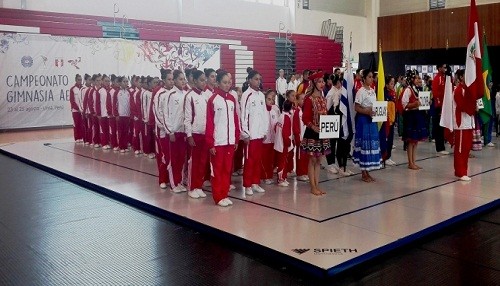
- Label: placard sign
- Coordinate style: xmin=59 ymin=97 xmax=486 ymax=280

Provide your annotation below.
xmin=371 ymin=101 xmax=387 ymax=123
xmin=419 ymin=91 xmax=431 ymax=110
xmin=319 ymin=115 xmax=340 ymax=139
xmin=476 ymin=98 xmax=484 ymax=110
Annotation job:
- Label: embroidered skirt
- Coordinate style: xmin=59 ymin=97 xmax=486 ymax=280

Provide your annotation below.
xmin=300 ymin=127 xmax=331 ymax=157
xmin=402 ymin=110 xmax=429 ymax=143
xmin=352 ymin=114 xmax=382 ymax=171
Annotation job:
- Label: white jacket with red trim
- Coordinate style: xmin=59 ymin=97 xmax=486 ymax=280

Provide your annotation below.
xmin=81 ymin=86 xmax=92 ymax=115
xmin=141 ymin=89 xmax=153 ymax=123
xmin=205 ymin=88 xmax=240 ymax=148
xmin=240 ymin=87 xmax=269 ymax=140
xmin=184 ymin=87 xmax=210 ymax=136
xmin=274 ymin=112 xmax=293 ymax=153
xmin=97 ymin=87 xmax=109 ymax=118
xmin=263 ymin=105 xmax=280 ymax=144
xmin=70 ymin=84 xmax=82 ymax=112
xmin=153 ymin=87 xmax=173 ymax=138
xmin=292 ymin=106 xmax=306 ymax=144
xmin=165 ymin=86 xmax=186 ymax=134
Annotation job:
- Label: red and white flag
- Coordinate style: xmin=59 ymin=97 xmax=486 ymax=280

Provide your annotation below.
xmin=465 ymin=0 xmax=483 ymax=100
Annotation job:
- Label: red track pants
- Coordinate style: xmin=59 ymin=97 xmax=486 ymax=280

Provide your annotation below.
xmin=454 ymin=129 xmax=472 ymax=177
xmin=261 ymin=143 xmax=275 ymax=180
xmin=211 ymin=145 xmax=235 ymax=204
xmin=99 ymin=117 xmax=109 ymax=146
xmin=187 ymin=134 xmax=210 ymax=190
xmin=277 ymin=150 xmax=293 ymax=182
xmin=132 ymin=119 xmax=144 ymax=152
xmin=243 ymin=139 xmax=264 ymax=187
xmin=109 ymin=117 xmax=118 ymax=148
xmin=117 ymin=116 xmax=130 ymax=150
xmin=72 ymin=112 xmax=84 ymax=141
xmin=168 ymin=133 xmax=187 ymax=188
xmin=142 ymin=123 xmax=155 ymax=154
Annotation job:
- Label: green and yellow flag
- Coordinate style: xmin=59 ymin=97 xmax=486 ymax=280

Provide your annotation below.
xmin=479 ymin=33 xmax=493 ymax=123
xmin=377 ymin=43 xmax=385 ymax=130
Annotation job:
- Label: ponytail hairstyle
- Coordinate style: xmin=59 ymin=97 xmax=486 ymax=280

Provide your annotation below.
xmin=204 ymin=68 xmax=216 ymax=78
xmin=84 ymin=73 xmax=91 ymax=80
xmin=216 ymin=70 xmax=229 ymax=83
xmin=173 ymin=69 xmax=184 ymax=80
xmin=283 ymin=100 xmax=293 ymax=113
xmin=192 ymin=69 xmax=204 ymax=81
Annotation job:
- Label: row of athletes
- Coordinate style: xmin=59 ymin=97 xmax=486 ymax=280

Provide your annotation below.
xmin=69 ymin=68 xmax=341 ymax=206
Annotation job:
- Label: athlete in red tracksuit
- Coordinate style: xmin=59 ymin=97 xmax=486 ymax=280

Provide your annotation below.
xmin=96 ymin=75 xmax=111 ymax=149
xmin=275 ymin=100 xmax=294 ymax=186
xmin=240 ymin=70 xmax=270 ymax=196
xmin=81 ymin=74 xmax=93 ymax=145
xmin=141 ymin=77 xmax=157 ymax=158
xmin=69 ymin=74 xmax=84 ymax=142
xmin=108 ymin=76 xmax=120 ymax=150
xmin=203 ymin=69 xmax=217 ymax=185
xmin=261 ymin=90 xmax=280 ymax=184
xmin=153 ymin=72 xmax=173 ymax=189
xmin=293 ymin=93 xmax=309 ymax=181
xmin=130 ymin=76 xmax=144 ymax=154
xmin=165 ymin=70 xmax=188 ymax=193
xmin=206 ymin=71 xmax=240 ymax=206
xmin=184 ymin=70 xmax=210 ymax=199
xmin=113 ymin=77 xmax=132 ymax=152
xmin=453 ymin=69 xmax=476 ymax=181
xmin=91 ymin=74 xmax=101 ymax=148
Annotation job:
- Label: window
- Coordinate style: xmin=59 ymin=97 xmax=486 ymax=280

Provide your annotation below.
xmin=429 ymin=0 xmax=445 ymax=10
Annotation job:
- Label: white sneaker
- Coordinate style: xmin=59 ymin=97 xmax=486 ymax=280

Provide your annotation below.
xmin=134 ymin=150 xmax=140 ymax=155
xmin=217 ymin=199 xmax=230 ymax=207
xmin=338 ymin=169 xmax=350 ymax=176
xmin=326 ymin=165 xmax=338 ymax=174
xmin=245 ymin=187 xmax=254 ymax=196
xmin=113 ymin=147 xmax=119 ymax=151
xmin=460 ymin=175 xmax=472 ymax=181
xmin=148 ymin=153 xmax=155 ymax=159
xmin=94 ymin=144 xmax=101 ymax=149
xmin=224 ymin=198 xmax=233 ymax=205
xmin=195 ymin=189 xmax=207 ymax=198
xmin=486 ymin=142 xmax=495 ymax=147
xmin=203 ymin=180 xmax=211 ymax=187
xmin=347 ymin=169 xmax=355 ymax=175
xmin=277 ymin=181 xmax=288 ymax=187
xmin=289 ymin=171 xmax=296 ymax=177
xmin=229 ymin=184 xmax=236 ymax=191
xmin=159 ymin=183 xmax=168 ymax=189
xmin=264 ymin=179 xmax=274 ymax=185
xmin=103 ymin=145 xmax=111 ymax=150
xmin=84 ymin=142 xmax=90 ymax=145
xmin=439 ymin=150 xmax=450 ymax=155
xmin=385 ymin=159 xmax=397 ymax=166
xmin=120 ymin=149 xmax=126 ymax=153
xmin=252 ymin=184 xmax=265 ymax=193
xmin=188 ymin=190 xmax=200 ymax=198
xmin=296 ymin=175 xmax=310 ymax=182
xmin=172 ymin=185 xmax=187 ymax=193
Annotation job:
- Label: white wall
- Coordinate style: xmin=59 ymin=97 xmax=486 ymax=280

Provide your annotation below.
xmin=308 ymin=0 xmax=366 ymax=17
xmin=380 ymin=0 xmax=499 ymax=16
xmin=295 ymin=8 xmax=370 ymax=61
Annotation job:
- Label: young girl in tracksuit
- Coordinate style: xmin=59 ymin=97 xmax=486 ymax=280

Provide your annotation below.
xmin=113 ymin=76 xmax=132 ymax=153
xmin=240 ymin=70 xmax=270 ymax=196
xmin=141 ymin=76 xmax=157 ymax=158
xmin=275 ymin=100 xmax=294 ymax=186
xmin=184 ymin=70 xmax=210 ymax=199
xmin=131 ymin=76 xmax=144 ymax=155
xmin=70 ymin=74 xmax=83 ymax=142
xmin=108 ymin=75 xmax=120 ymax=150
xmin=166 ymin=70 xmax=188 ymax=193
xmin=97 ymin=74 xmax=111 ymax=149
xmin=293 ymin=93 xmax=309 ymax=181
xmin=153 ymin=70 xmax=173 ymax=189
xmin=91 ymin=74 xmax=102 ymax=148
xmin=206 ymin=70 xmax=240 ymax=207
xmin=81 ymin=74 xmax=93 ymax=145
xmin=261 ymin=89 xmax=280 ymax=185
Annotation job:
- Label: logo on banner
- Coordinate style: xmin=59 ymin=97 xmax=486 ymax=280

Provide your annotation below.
xmin=68 ymin=57 xmax=82 ymax=69
xmin=54 ymin=58 xmax=64 ymax=67
xmin=292 ymin=249 xmax=310 ymax=255
xmin=20 ymin=56 xmax=33 ymax=68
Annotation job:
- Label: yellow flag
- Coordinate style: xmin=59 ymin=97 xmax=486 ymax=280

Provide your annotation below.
xmin=377 ymin=45 xmax=385 ymax=130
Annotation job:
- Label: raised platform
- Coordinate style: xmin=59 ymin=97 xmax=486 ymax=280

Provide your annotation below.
xmin=1 ymin=139 xmax=498 ymax=277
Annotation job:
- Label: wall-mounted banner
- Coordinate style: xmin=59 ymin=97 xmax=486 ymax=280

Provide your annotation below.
xmin=0 ymin=33 xmax=220 ymax=129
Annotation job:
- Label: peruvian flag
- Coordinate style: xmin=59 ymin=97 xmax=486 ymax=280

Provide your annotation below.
xmin=465 ymin=0 xmax=483 ymax=100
